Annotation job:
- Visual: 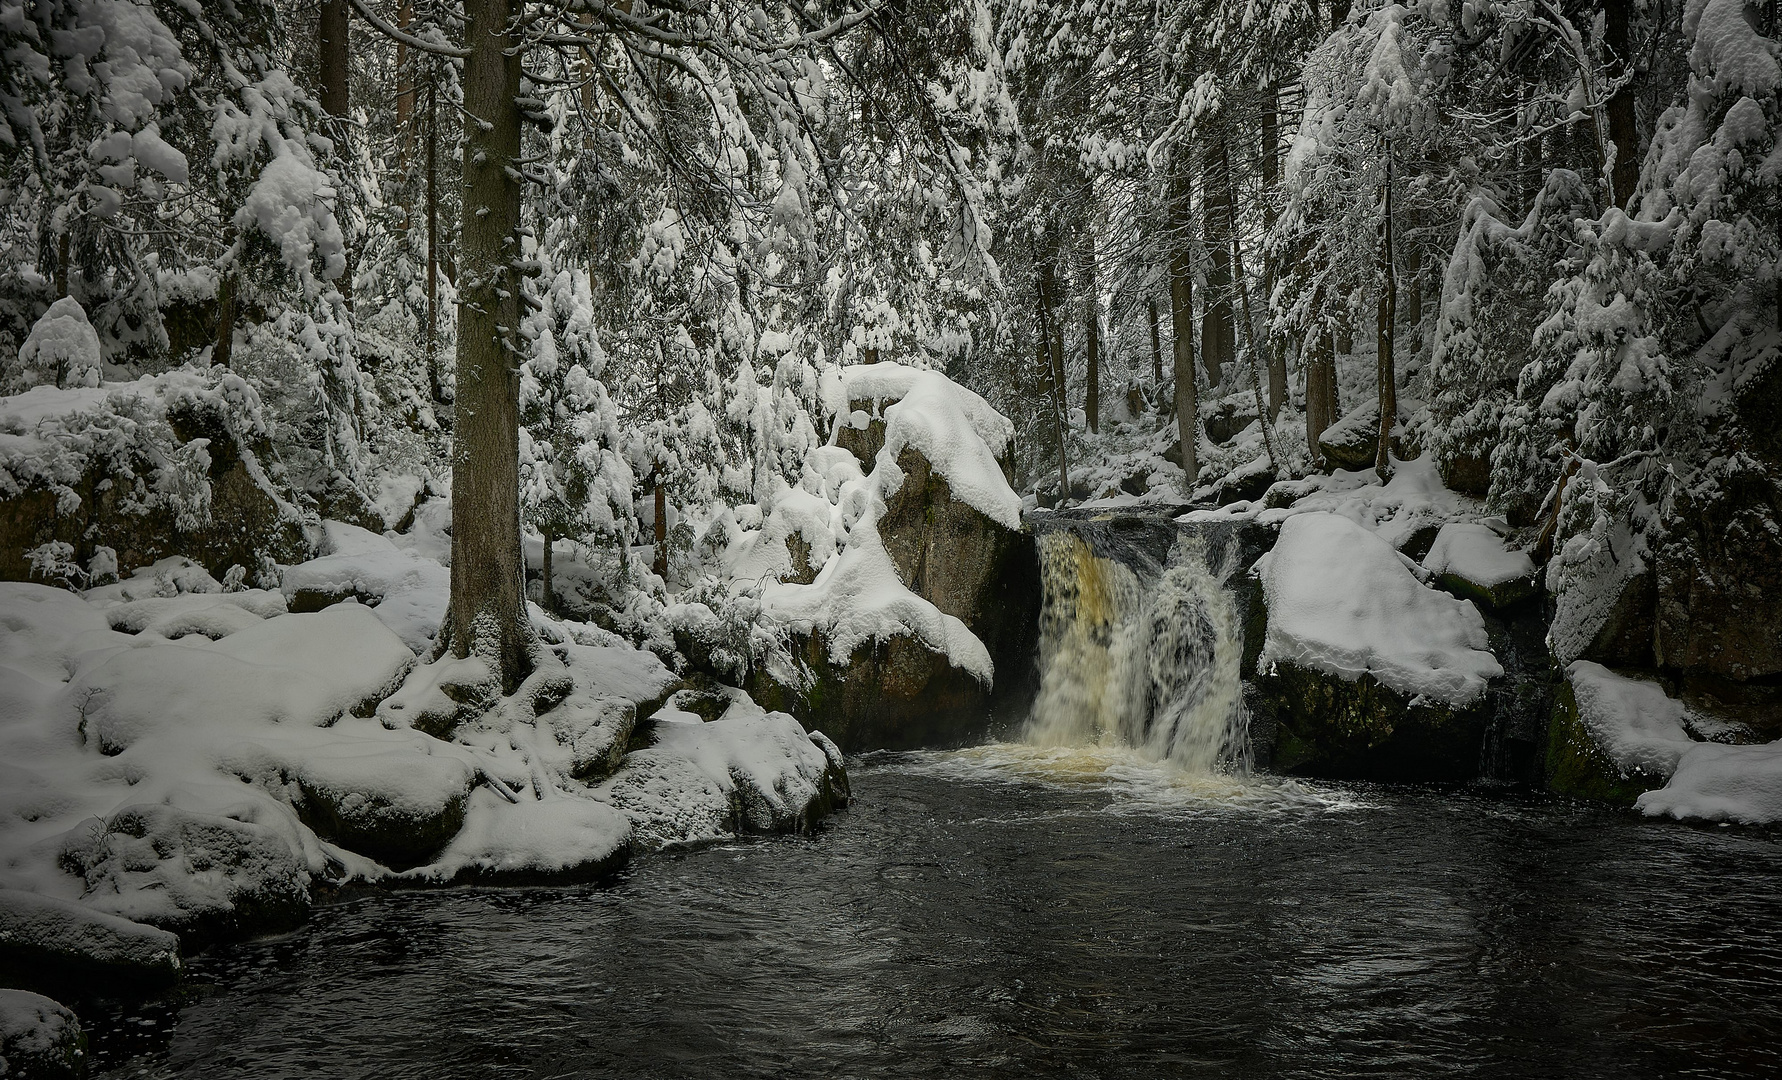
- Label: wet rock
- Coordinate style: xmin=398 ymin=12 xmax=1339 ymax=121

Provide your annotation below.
xmin=0 ymin=990 xmax=86 ymax=1080
xmin=55 ymin=804 xmax=310 ymax=949
xmin=1213 ymin=457 xmax=1275 ymax=506
xmin=1254 ymin=662 xmax=1492 ymax=782
xmin=0 ymin=890 xmax=181 ymax=993
xmin=1653 ymin=473 xmax=1782 ymax=682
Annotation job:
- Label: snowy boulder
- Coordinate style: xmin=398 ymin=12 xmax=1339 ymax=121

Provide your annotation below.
xmin=0 ymin=889 xmax=181 ymax=990
xmin=1635 ymin=741 xmax=1782 ymax=825
xmin=0 ymin=990 xmax=86 ymax=1080
xmin=1316 ymin=400 xmax=1380 ymax=472
xmin=1253 ymin=512 xmax=1505 ymax=780
xmin=1545 ymin=661 xmax=1697 ymax=805
xmin=1421 ymin=522 xmax=1539 ymax=610
xmin=404 ymin=789 xmax=631 ymax=885
xmin=280 ymin=522 xmax=450 ymax=653
xmin=14 ymin=298 xmax=102 ymax=392
xmin=0 ymin=367 xmax=309 ymax=587
xmin=286 ymin=742 xmax=475 ymax=870
xmin=597 ymin=707 xmax=847 ymax=850
xmin=56 ymin=804 xmax=310 ymax=947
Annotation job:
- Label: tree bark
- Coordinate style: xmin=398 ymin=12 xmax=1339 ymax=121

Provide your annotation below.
xmin=1199 ymin=137 xmax=1234 ymax=390
xmin=1261 ymin=83 xmax=1287 ymax=420
xmin=426 ymin=77 xmax=444 ymax=405
xmin=319 ymin=0 xmax=350 ymax=120
xmin=1222 ymin=142 xmax=1279 ymax=473
xmin=395 ymin=0 xmax=415 ymax=165
xmin=1081 ymin=229 xmax=1100 ymax=434
xmin=541 ymin=530 xmax=555 ymax=615
xmin=1604 ymin=0 xmax=1639 ymax=209
xmin=1037 ymin=246 xmax=1071 ymax=498
xmin=652 ymin=468 xmax=669 ymax=580
xmin=438 ymin=0 xmax=532 ymax=691
xmin=1375 ymin=142 xmax=1397 ymax=479
xmin=1169 ymin=169 xmax=1199 ymax=487
xmin=1147 ymin=296 xmax=1163 ymax=386
xmin=1305 ymin=326 xmax=1338 ymax=465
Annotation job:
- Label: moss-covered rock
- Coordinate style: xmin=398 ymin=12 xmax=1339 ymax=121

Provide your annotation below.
xmin=1543 ymin=679 xmax=1668 ymax=806
xmin=0 ymin=990 xmax=87 ymax=1080
xmin=1254 ymin=662 xmax=1491 ymax=782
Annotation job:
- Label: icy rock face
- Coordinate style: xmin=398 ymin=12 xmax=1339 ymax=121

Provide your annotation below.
xmin=0 ymin=989 xmax=86 ymax=1080
xmin=0 ymin=889 xmax=181 ymax=989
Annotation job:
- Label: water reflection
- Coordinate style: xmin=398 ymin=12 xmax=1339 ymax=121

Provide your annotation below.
xmin=86 ymin=751 xmax=1782 ymax=1079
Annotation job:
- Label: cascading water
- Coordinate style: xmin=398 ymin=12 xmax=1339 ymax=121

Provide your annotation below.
xmin=1023 ymin=523 xmax=1250 ymax=774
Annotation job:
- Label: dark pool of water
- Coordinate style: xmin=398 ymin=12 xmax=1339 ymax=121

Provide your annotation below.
xmin=86 ymin=747 xmax=1782 ymax=1079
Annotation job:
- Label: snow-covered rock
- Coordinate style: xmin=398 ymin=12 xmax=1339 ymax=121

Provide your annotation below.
xmin=0 ymin=989 xmax=86 ymax=1080
xmin=0 ymin=889 xmax=181 ymax=986
xmin=280 ymin=521 xmax=450 ymax=653
xmin=1257 ymin=512 xmax=1503 ymax=707
xmin=1546 ymin=662 xmax=1696 ymax=805
xmin=1422 ymin=522 xmax=1539 ymax=610
xmin=1636 ymin=741 xmax=1782 ymax=825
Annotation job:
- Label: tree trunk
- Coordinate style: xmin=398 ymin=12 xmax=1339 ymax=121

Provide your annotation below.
xmin=1261 ymin=83 xmax=1288 ymax=420
xmin=1037 ymin=250 xmax=1071 ymax=499
xmin=1375 ymin=142 xmax=1397 ymax=479
xmin=541 ymin=530 xmax=555 ymax=615
xmin=215 ymin=269 xmax=238 ymax=368
xmin=652 ymin=469 xmax=669 ymax=580
xmin=1081 ymin=229 xmax=1100 ymax=434
xmin=1222 ymin=143 xmax=1279 ymax=473
xmin=1147 ymin=296 xmax=1163 ymax=386
xmin=1199 ymin=138 xmax=1234 ymax=390
xmin=395 ymin=0 xmax=415 ymax=165
xmin=1604 ymin=0 xmax=1639 ymax=209
xmin=426 ymin=78 xmax=444 ymax=405
xmin=438 ymin=0 xmax=532 ymax=691
xmin=318 ymin=0 xmax=353 ymax=307
xmin=1305 ymin=327 xmax=1338 ymax=465
xmin=1169 ymin=169 xmax=1199 ymax=487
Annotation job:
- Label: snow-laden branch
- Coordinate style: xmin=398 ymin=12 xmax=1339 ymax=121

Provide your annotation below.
xmin=348 ymin=0 xmax=471 ymax=59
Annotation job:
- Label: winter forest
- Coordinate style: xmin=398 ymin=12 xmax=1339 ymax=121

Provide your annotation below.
xmin=2 ymin=0 xmax=1781 ymax=1076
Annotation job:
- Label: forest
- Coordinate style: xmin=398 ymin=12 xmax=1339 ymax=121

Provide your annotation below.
xmin=1 ymin=1 xmax=1780 ymax=1075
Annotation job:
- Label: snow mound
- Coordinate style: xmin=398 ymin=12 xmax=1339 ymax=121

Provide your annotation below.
xmin=1637 ymin=741 xmax=1782 ymax=825
xmin=1256 ymin=512 xmax=1504 ymax=706
xmin=280 ymin=522 xmax=450 ymax=652
xmin=1566 ymin=661 xmax=1696 ymax=777
xmin=410 ymin=788 xmax=630 ymax=882
xmin=0 ymin=888 xmax=181 ymax=978
xmin=1422 ymin=522 xmax=1535 ymax=586
xmin=15 ymin=297 xmax=102 ymax=391
xmin=101 ymin=590 xmax=287 ymax=639
xmin=0 ymin=989 xmax=84 ymax=1077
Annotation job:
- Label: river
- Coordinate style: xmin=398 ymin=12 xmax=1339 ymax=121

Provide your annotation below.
xmin=88 ymin=745 xmax=1782 ymax=1079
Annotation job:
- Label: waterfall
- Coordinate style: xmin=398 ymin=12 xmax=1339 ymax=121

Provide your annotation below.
xmin=1024 ymin=525 xmax=1250 ymax=773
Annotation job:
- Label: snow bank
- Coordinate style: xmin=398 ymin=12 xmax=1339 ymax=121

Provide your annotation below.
xmin=280 ymin=521 xmax=450 ymax=652
xmin=1637 ymin=741 xmax=1782 ymax=825
xmin=1566 ymin=661 xmax=1696 ymax=777
xmin=1256 ymin=512 xmax=1503 ymax=706
xmin=0 ymin=989 xmax=84 ymax=1078
xmin=1422 ymin=522 xmax=1534 ymax=586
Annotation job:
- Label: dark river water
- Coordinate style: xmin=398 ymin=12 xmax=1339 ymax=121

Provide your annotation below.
xmin=87 ymin=745 xmax=1782 ymax=1080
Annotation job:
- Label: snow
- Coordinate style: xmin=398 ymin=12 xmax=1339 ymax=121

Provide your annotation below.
xmin=828 ymin=361 xmax=1014 ymax=458
xmin=1183 ymin=456 xmax=1474 ymax=552
xmin=1566 ymin=661 xmax=1696 ymax=778
xmin=1255 ymin=512 xmax=1503 ymax=707
xmin=0 ymin=888 xmax=181 ymax=976
xmin=1637 ymin=741 xmax=1782 ymax=825
xmin=407 ymin=788 xmax=630 ymax=882
xmin=15 ymin=298 xmax=102 ymax=391
xmin=1421 ymin=522 xmax=1535 ymax=587
xmin=875 ymin=369 xmax=1022 ymax=528
xmin=0 ymin=989 xmax=83 ymax=1070
xmin=280 ymin=522 xmax=450 ymax=652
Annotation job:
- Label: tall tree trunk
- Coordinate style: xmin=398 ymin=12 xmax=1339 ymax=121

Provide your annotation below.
xmin=1260 ymin=83 xmax=1287 ymax=420
xmin=652 ymin=468 xmax=669 ymax=580
xmin=541 ymin=530 xmax=555 ymax=615
xmin=438 ymin=0 xmax=532 ymax=691
xmin=1222 ymin=143 xmax=1279 ymax=474
xmin=1037 ymin=247 xmax=1071 ymax=499
xmin=1375 ymin=142 xmax=1397 ymax=479
xmin=318 ymin=0 xmax=353 ymax=308
xmin=1305 ymin=325 xmax=1338 ymax=466
xmin=1147 ymin=296 xmax=1163 ymax=386
xmin=1081 ymin=229 xmax=1100 ymax=434
xmin=426 ymin=77 xmax=444 ymax=405
xmin=395 ymin=0 xmax=415 ymax=165
xmin=1169 ymin=169 xmax=1199 ymax=487
xmin=215 ymin=268 xmax=238 ymax=368
xmin=1604 ymin=0 xmax=1639 ymax=209
xmin=1200 ymin=137 xmax=1235 ymax=390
